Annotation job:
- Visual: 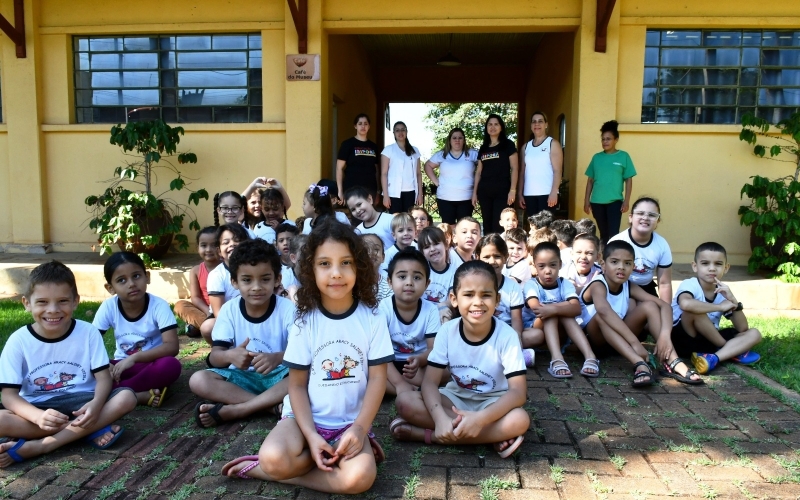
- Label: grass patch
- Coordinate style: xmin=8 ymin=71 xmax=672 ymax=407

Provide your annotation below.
xmin=550 ymin=465 xmax=565 ymax=485
xmin=610 ymin=454 xmax=626 ymax=471
xmin=479 ymin=475 xmax=518 ymax=500
xmin=403 ymin=475 xmax=420 ymax=499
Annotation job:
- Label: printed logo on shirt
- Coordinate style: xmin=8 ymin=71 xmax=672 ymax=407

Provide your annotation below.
xmin=249 ymin=337 xmax=277 ymax=353
xmin=423 ymin=283 xmax=448 ymax=304
xmin=450 ymin=364 xmax=497 ymax=392
xmin=632 ymin=257 xmax=655 ymax=277
xmin=353 ymin=148 xmax=376 ymax=157
xmin=312 ymin=339 xmax=365 ymax=386
xmin=481 ymin=152 xmax=500 ymax=162
xmin=493 ymin=292 xmax=509 ymax=318
xmin=28 ymin=361 xmax=87 ymax=395
xmin=116 ymin=333 xmax=150 ymax=355
xmin=321 ymin=355 xmax=359 ymax=380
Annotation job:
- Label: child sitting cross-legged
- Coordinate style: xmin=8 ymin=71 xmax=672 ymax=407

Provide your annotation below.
xmin=0 ymin=262 xmax=137 ymax=467
xmin=671 ymin=242 xmax=762 ymax=374
xmin=174 ymin=226 xmax=220 ymax=338
xmin=476 ymin=234 xmax=524 ymax=341
xmin=190 ymin=239 xmax=294 ymax=427
xmin=522 ymin=242 xmax=599 ymax=377
xmin=379 ymin=249 xmax=441 ymax=395
xmin=390 ymin=261 xmax=529 ymax=459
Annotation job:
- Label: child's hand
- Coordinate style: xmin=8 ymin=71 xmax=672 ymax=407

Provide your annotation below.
xmin=714 ymin=279 xmax=737 ymax=304
xmin=654 ymin=337 xmax=674 ymax=363
xmin=36 ymin=408 xmax=69 ymax=432
xmin=531 ymin=303 xmax=556 ymax=320
xmin=71 ymin=401 xmax=100 ymax=429
xmin=433 ymin=410 xmax=459 ymax=444
xmin=718 ymin=299 xmax=737 ymax=314
xmin=252 ymin=352 xmax=282 ymax=375
xmin=265 ymin=178 xmax=284 ymax=190
xmin=110 ymin=357 xmax=135 ymax=382
xmin=621 ymin=200 xmax=629 ymax=213
xmin=403 ymin=357 xmax=420 ymax=379
xmin=230 ymin=338 xmax=256 ymax=370
xmin=308 ymin=433 xmax=339 ymax=471
xmin=250 ymin=176 xmax=269 ymax=189
xmin=439 ymin=307 xmax=452 ymax=325
xmin=451 ymin=407 xmax=486 ymax=440
xmin=335 ymin=423 xmax=366 ymax=460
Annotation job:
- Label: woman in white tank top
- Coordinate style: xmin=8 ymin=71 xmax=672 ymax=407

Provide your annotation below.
xmin=518 ymin=111 xmax=563 ymax=219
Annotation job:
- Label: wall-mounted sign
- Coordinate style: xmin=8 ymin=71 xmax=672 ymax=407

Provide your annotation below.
xmin=286 ymin=54 xmax=320 ymax=81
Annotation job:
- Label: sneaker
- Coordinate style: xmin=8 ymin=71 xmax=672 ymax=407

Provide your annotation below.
xmin=691 ymin=352 xmax=719 ymax=375
xmin=731 ymin=350 xmax=760 ymax=365
xmin=522 ymin=348 xmax=535 ymax=368
xmin=186 ymin=325 xmax=201 ymax=338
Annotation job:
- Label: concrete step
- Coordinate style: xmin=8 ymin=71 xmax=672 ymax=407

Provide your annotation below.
xmin=1 ymin=253 xmax=799 ymax=314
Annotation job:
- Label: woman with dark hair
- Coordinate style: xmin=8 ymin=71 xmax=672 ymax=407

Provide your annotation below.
xmin=518 ymin=111 xmax=563 ymax=219
xmin=583 ymin=120 xmax=637 ymax=244
xmin=381 ymin=121 xmax=422 ymax=214
xmin=472 ymin=114 xmax=519 ymax=234
xmin=424 ymin=127 xmax=478 ymax=224
xmin=335 ymin=113 xmax=379 ymax=205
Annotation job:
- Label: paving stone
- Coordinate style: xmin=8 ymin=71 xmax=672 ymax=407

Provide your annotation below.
xmin=749 ymin=454 xmax=793 ymax=480
xmin=731 ymin=420 xmax=776 ymax=441
xmin=695 ymin=479 xmax=746 ymax=498
xmin=368 ymin=478 xmax=405 ymax=498
xmin=420 ymin=451 xmax=477 ymax=467
xmin=194 ymin=474 xmax=262 ymax=495
xmin=689 ymin=464 xmax=763 ymax=482
xmin=602 ymin=436 xmax=662 ymax=451
xmin=735 ymin=440 xmax=792 ymax=454
xmin=742 ymin=481 xmax=800 ymax=499
xmin=554 ymin=457 xmax=621 ymax=476
xmin=576 ymin=434 xmax=609 ymax=460
xmin=616 ymin=416 xmax=660 ymax=438
xmin=614 ymin=450 xmax=657 ymax=478
xmin=702 ymin=444 xmax=743 ymax=462
xmin=557 ymin=473 xmax=598 ymax=499
xmin=650 ymin=462 xmax=702 ymax=495
xmin=293 ymin=489 xmax=331 ymax=500
xmin=449 ymin=467 xmax=518 ymax=486
xmin=28 ymin=484 xmax=80 ymax=500
xmin=518 ymin=443 xmax=576 ymax=458
xmin=447 ymin=485 xmax=481 ymax=500
xmin=5 ymin=466 xmax=59 ymax=499
xmin=413 ymin=466 xmax=446 ymax=499
xmin=52 ymin=467 xmax=95 ymax=487
xmin=566 ymin=421 xmax=626 ymax=437
xmin=538 ymin=419 xmax=572 ymax=444
xmin=654 ymin=428 xmax=693 ymax=446
xmin=517 ymin=456 xmax=557 ymax=489
xmin=644 ymin=450 xmax=709 ymax=464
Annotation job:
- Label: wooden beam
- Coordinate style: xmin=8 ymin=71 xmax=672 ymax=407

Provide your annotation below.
xmin=594 ymin=0 xmax=616 ymax=53
xmin=286 ymin=0 xmax=307 ymax=54
xmin=0 ymin=0 xmax=25 ymax=58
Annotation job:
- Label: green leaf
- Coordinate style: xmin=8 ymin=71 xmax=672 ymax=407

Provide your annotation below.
xmin=169 ymin=177 xmax=185 ymax=191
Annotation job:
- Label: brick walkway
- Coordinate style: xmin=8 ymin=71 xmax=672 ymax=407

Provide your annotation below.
xmin=3 ymin=337 xmax=800 ymax=500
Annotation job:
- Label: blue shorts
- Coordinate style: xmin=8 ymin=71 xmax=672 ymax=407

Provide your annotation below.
xmin=206 ymin=365 xmax=289 ymax=395
xmin=0 ymin=387 xmax=134 ymax=419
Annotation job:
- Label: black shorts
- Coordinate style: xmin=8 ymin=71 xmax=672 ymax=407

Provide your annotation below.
xmin=671 ymin=321 xmax=739 ymax=359
xmin=639 ymin=281 xmax=658 ymax=298
xmin=392 ymin=360 xmax=407 ymax=373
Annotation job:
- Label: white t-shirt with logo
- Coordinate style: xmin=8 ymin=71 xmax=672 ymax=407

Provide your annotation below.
xmin=428 ymin=318 xmax=526 ymax=395
xmin=524 ymin=277 xmax=578 ymax=307
xmin=253 ymin=219 xmax=297 ymax=245
xmin=282 ymin=302 xmax=394 ymax=428
xmin=302 ymin=212 xmax=351 ymax=235
xmin=609 ymin=229 xmax=672 ymax=286
xmin=671 ymin=277 xmax=729 ymax=328
xmin=355 ymin=212 xmax=395 ymax=250
xmin=495 ymin=276 xmax=524 ymax=326
xmin=379 ymin=297 xmax=440 ymax=362
xmin=381 ymin=242 xmax=418 ymax=274
xmin=0 ymin=320 xmax=110 ymax=403
xmin=579 ymin=274 xmax=630 ymax=326
xmin=428 ymin=149 xmax=478 ymax=201
xmin=93 ymin=293 xmax=177 ymax=361
xmin=424 ymin=262 xmax=457 ymax=308
xmin=559 ymin=261 xmax=602 ymax=290
xmin=207 ymin=263 xmax=240 ymax=303
xmin=503 ymin=259 xmax=531 ymax=285
xmin=212 ymin=295 xmax=295 ymax=371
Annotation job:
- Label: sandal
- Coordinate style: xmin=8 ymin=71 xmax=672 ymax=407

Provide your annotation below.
xmin=269 ymin=402 xmax=283 ymax=417
xmin=660 ymin=357 xmax=704 ymax=385
xmin=146 ymin=387 xmax=168 ymax=408
xmin=1 ymin=439 xmax=27 ymax=463
xmin=221 ymin=455 xmax=260 ymax=479
xmin=580 ymin=359 xmax=600 ymax=377
xmin=547 ymin=359 xmax=573 ymax=379
xmin=631 ymin=361 xmax=655 ymax=387
xmin=368 ymin=436 xmax=386 ymax=464
xmin=194 ymin=400 xmax=225 ymax=428
xmin=86 ymin=426 xmax=124 ymax=450
xmin=496 ymin=435 xmax=524 ymax=458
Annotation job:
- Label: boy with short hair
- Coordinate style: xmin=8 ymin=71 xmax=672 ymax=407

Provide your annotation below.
xmin=527 ymin=227 xmax=557 ymax=273
xmin=671 ymin=242 xmax=762 ymax=374
xmin=499 ymin=208 xmax=518 ymax=240
xmin=190 ymin=239 xmax=295 ymax=427
xmin=382 ymin=212 xmax=418 ymax=273
xmin=528 ymin=209 xmax=554 ymax=231
xmin=503 ymin=228 xmax=531 ymax=285
xmin=346 ymin=186 xmax=395 ymax=249
xmin=450 ymin=216 xmax=481 ymax=264
xmin=175 ymin=226 xmax=220 ymax=337
xmin=550 ymin=219 xmax=578 ymax=268
xmin=0 ymin=261 xmax=137 ymax=466
xmin=574 ymin=218 xmax=597 ymax=237
xmin=283 ymin=233 xmax=308 ymax=302
xmin=362 ymin=233 xmax=394 ymax=302
xmin=274 ymin=222 xmax=299 ymax=295
xmin=379 ymin=249 xmax=440 ymax=395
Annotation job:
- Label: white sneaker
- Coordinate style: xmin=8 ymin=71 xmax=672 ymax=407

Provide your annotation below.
xmin=522 ymin=348 xmax=535 ymax=368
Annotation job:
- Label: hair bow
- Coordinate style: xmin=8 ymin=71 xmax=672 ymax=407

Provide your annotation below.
xmin=309 ymin=184 xmax=329 ymax=197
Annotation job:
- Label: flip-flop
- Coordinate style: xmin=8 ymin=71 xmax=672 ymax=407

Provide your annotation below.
xmin=580 ymin=358 xmax=601 ymax=378
xmin=368 ymin=436 xmax=386 ymax=464
xmin=496 ymin=435 xmax=524 ymax=458
xmin=146 ymin=387 xmax=168 ymax=408
xmin=2 ymin=439 xmax=27 ymax=463
xmin=631 ymin=361 xmax=655 ymax=387
xmin=86 ymin=426 xmax=124 ymax=450
xmin=660 ymin=358 xmax=704 ymax=385
xmin=221 ymin=455 xmax=260 ymax=478
xmin=389 ymin=417 xmax=408 ymax=437
xmin=547 ymin=359 xmax=573 ymax=379
xmin=194 ymin=400 xmax=225 ymax=428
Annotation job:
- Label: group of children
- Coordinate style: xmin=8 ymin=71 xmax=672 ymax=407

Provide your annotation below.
xmin=0 ymin=181 xmax=762 ymax=496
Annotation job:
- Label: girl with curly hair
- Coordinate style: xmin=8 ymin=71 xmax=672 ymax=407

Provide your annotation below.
xmin=222 ymin=219 xmax=393 ymax=494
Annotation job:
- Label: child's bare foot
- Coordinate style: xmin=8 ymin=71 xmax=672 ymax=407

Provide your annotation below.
xmin=90 ymin=425 xmax=123 ymax=448
xmin=0 ymin=439 xmax=33 ymax=467
xmin=222 ymin=456 xmax=269 ymax=480
xmin=494 ymin=435 xmax=524 ymax=458
xmin=136 ymin=388 xmax=166 ymax=407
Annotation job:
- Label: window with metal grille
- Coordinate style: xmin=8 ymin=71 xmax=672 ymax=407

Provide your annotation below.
xmin=74 ymin=34 xmax=262 ymax=123
xmin=642 ymin=30 xmax=800 ymax=124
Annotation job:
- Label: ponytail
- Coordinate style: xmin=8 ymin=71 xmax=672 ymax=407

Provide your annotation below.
xmin=213 ymin=193 xmax=220 ymax=226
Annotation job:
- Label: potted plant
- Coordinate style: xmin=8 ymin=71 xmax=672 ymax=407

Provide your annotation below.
xmin=85 ymin=119 xmax=208 ymax=266
xmin=738 ymin=112 xmax=800 ymax=282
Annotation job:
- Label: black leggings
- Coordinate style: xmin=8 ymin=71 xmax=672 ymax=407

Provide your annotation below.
xmin=389 ymin=191 xmax=416 ymax=214
xmin=477 ymin=194 xmax=510 ymax=234
xmin=437 ymin=198 xmax=474 ymax=224
xmin=591 ymin=200 xmax=623 ymax=244
xmin=524 ymin=195 xmax=551 ymax=220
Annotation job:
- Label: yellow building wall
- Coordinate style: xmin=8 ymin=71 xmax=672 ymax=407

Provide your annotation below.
xmin=0 ymin=131 xmax=10 ymax=243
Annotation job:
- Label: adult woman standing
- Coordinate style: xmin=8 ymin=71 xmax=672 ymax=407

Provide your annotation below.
xmin=424 ymin=127 xmax=478 ymax=224
xmin=518 ymin=111 xmax=562 ymax=219
xmin=583 ymin=120 xmax=636 ymax=244
xmin=335 ymin=113 xmax=379 ymax=204
xmin=381 ymin=121 xmax=422 ymax=214
xmin=472 ymin=114 xmax=519 ymax=234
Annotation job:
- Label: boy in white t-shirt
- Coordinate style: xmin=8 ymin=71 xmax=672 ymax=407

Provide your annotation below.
xmin=379 ymin=249 xmax=440 ymax=395
xmin=0 ymin=262 xmax=136 ymax=466
xmin=382 ymin=212 xmax=418 ymax=273
xmin=346 ymin=186 xmax=395 ymax=249
xmin=498 ymin=208 xmax=518 ymax=240
xmin=671 ymin=242 xmax=762 ymax=374
xmin=203 ymin=223 xmax=251 ymax=344
xmin=273 ymin=223 xmax=299 ymax=297
xmin=190 ymin=239 xmax=295 ymax=427
xmin=450 ymin=216 xmax=481 ymax=264
xmin=502 ymin=228 xmax=531 ymax=285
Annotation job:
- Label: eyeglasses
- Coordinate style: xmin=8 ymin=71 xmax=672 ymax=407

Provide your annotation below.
xmin=632 ymin=210 xmax=660 ymax=219
xmin=218 ymin=206 xmax=242 ymax=213
xmin=394 ymin=128 xmax=407 ymax=132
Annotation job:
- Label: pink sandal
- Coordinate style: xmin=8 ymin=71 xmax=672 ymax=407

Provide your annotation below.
xmin=221 ymin=455 xmax=259 ymax=479
xmin=496 ymin=435 xmax=524 ymax=458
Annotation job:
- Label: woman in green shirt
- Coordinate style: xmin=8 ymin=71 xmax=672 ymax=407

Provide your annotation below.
xmin=583 ymin=120 xmax=636 ymax=244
